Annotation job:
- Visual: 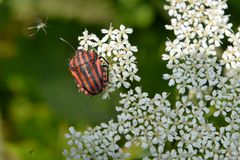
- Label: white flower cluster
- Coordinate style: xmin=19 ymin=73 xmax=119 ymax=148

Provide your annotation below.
xmin=63 ymin=121 xmax=128 ymax=160
xmin=64 ymin=87 xmax=178 ymax=159
xmin=142 ymin=95 xmax=239 ymax=159
xmin=116 ymin=87 xmax=176 ymax=150
xmin=163 ymin=0 xmax=231 ymax=96
xmin=222 ymin=27 xmax=240 ymax=69
xmin=78 ymin=24 xmax=140 ymax=98
xmin=162 ymin=0 xmax=240 ymax=159
xmin=64 ymin=0 xmax=240 ymax=159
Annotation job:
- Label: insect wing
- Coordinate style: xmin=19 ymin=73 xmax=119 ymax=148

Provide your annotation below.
xmin=79 ymin=51 xmax=103 ymax=95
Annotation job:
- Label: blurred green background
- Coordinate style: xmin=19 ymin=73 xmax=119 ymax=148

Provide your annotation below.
xmin=0 ymin=0 xmax=239 ymax=159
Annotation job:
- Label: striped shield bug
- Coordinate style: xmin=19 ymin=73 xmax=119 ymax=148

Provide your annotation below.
xmin=60 ymin=38 xmax=109 ymax=96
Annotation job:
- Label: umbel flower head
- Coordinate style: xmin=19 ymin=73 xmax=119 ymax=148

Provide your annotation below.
xmin=222 ymin=26 xmax=240 ymax=69
xmin=77 ymin=24 xmax=140 ymax=99
xmin=64 ymin=0 xmax=240 ymax=159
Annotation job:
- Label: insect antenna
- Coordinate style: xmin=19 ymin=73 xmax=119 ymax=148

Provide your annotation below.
xmin=59 ymin=37 xmax=76 ymax=52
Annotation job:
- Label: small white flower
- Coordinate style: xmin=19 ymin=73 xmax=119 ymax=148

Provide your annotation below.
xmin=101 ymin=24 xmax=116 ymax=42
xmin=113 ymin=24 xmax=133 ymax=40
xmin=78 ymin=29 xmax=95 ymax=50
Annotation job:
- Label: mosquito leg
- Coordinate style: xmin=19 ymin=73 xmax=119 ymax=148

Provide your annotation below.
xmin=29 ymin=31 xmax=38 ymax=37
xmin=28 ymin=26 xmax=37 ymax=30
xmin=43 ymin=27 xmax=47 ymax=35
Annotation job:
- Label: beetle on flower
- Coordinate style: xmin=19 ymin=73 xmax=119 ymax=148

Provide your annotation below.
xmin=71 ymin=24 xmax=140 ymax=98
xmin=68 ymin=49 xmax=109 ymax=96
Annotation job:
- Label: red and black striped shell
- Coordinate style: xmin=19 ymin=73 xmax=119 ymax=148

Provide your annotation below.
xmin=68 ymin=50 xmax=108 ymax=96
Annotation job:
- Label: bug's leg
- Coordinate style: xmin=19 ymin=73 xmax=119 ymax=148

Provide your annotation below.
xmin=82 ymin=89 xmax=90 ymax=96
xmin=74 ymin=79 xmax=91 ymax=96
xmin=74 ymin=79 xmax=82 ymax=89
xmin=78 ymin=85 xmax=92 ymax=96
xmin=29 ymin=30 xmax=38 ymax=37
xmin=28 ymin=26 xmax=37 ymax=30
xmin=79 ymin=87 xmax=85 ymax=93
xmin=101 ymin=65 xmax=109 ymax=90
xmin=42 ymin=27 xmax=47 ymax=35
xmin=102 ymin=64 xmax=115 ymax=86
xmin=99 ymin=56 xmax=109 ymax=65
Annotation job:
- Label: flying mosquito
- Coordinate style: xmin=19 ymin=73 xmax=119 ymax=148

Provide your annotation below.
xmin=28 ymin=17 xmax=48 ymax=37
